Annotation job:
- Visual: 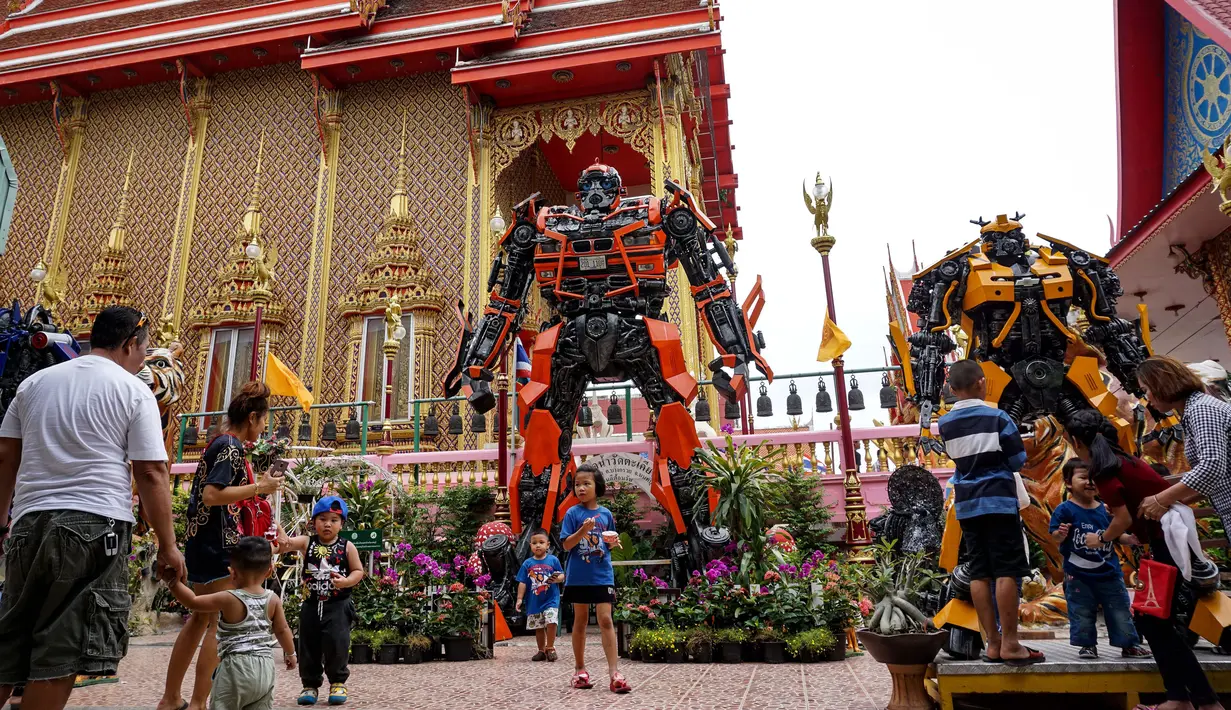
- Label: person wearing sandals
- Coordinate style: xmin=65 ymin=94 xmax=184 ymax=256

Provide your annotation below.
xmin=560 ymin=464 xmax=630 ymax=694
xmin=1049 ymin=459 xmax=1151 ymax=660
xmin=515 ymin=528 xmax=564 ymax=662
xmin=1066 ymin=409 xmax=1224 ymax=710
xmin=938 ymin=361 xmax=1043 ymax=666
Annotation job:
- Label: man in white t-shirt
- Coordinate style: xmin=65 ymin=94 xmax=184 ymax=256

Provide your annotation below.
xmin=0 ymin=306 xmax=186 ymax=710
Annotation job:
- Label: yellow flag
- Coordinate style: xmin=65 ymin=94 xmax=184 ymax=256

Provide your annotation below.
xmin=816 ymin=311 xmax=851 ymax=362
xmin=265 ymin=352 xmax=314 ymax=412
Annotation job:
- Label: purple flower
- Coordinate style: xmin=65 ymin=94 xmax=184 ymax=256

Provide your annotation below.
xmin=810 ymin=550 xmax=826 ymax=563
xmin=800 ymin=562 xmax=815 ymax=578
xmin=360 ymin=479 xmax=374 ymax=492
xmin=720 ymin=422 xmax=735 ymax=435
xmin=474 ymin=573 xmax=492 ymax=589
xmin=652 ymin=576 xmax=668 ymax=590
xmin=723 ymin=541 xmax=737 ymax=554
xmin=633 ymin=568 xmax=648 ymax=582
xmin=777 ymin=563 xmax=798 ymax=578
xmin=705 ymin=569 xmax=721 ymax=584
xmin=431 ymin=567 xmax=446 ymax=579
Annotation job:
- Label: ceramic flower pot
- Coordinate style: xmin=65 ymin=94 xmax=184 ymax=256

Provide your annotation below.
xmin=443 ymin=636 xmax=471 ymax=662
xmin=761 ymin=641 xmax=786 ymax=664
xmin=856 ymin=629 xmax=948 ymax=710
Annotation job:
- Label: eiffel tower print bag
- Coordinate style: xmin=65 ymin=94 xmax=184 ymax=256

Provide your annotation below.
xmin=1131 ymin=557 xmax=1177 ymax=619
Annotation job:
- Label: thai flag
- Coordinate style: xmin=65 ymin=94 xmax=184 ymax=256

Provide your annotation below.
xmin=802 ymin=452 xmax=825 ymax=474
xmin=514 ymin=341 xmax=531 ymax=385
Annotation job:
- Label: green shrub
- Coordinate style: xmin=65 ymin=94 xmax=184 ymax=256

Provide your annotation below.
xmin=786 ymin=627 xmax=836 ymax=657
xmin=405 ymin=633 xmax=432 ymax=652
xmin=713 ymin=627 xmax=747 ymax=644
xmin=369 ymin=628 xmax=401 ymax=652
xmin=630 ymin=627 xmax=683 ymax=655
xmin=351 ymin=629 xmax=375 ymax=647
xmin=685 ymin=626 xmax=715 ymax=655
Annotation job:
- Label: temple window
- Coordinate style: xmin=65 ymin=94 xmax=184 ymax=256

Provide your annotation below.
xmin=357 ymin=314 xmax=414 ymax=420
xmin=202 ymin=326 xmax=255 ymax=424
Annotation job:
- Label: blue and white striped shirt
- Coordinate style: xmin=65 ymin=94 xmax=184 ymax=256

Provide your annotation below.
xmin=938 ymin=399 xmax=1028 ymax=520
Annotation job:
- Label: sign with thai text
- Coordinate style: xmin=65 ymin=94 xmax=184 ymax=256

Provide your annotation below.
xmin=340 ymin=528 xmax=383 ymax=551
xmin=591 ymin=452 xmax=654 ymax=495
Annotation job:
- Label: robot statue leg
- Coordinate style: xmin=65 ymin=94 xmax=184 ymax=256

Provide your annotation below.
xmin=624 ymin=318 xmax=725 ymax=588
xmin=505 ymin=324 xmax=588 ymax=626
xmin=934 ymin=504 xmax=983 ymax=659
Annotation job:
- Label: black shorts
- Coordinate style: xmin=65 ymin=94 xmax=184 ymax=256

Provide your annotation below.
xmin=562 ymin=585 xmax=617 ymax=605
xmin=959 ymin=513 xmax=1029 ymax=581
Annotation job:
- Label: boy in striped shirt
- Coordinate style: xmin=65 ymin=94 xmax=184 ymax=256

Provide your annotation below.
xmin=938 ymin=360 xmax=1043 ymax=665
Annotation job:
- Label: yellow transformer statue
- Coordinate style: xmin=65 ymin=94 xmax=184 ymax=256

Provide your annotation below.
xmin=889 ymin=213 xmax=1159 ymax=657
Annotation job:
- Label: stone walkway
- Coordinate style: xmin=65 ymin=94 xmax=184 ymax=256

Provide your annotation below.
xmin=56 ymin=631 xmax=893 ymax=710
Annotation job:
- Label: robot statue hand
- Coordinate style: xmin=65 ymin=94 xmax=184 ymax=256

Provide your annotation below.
xmin=709 ymin=355 xmax=750 ymax=401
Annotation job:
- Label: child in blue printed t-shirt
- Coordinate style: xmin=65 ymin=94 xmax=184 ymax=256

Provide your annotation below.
xmin=1049 ymin=459 xmax=1151 ymax=660
xmin=560 ymin=463 xmax=630 ymax=695
xmin=515 ymin=528 xmax=564 ymax=662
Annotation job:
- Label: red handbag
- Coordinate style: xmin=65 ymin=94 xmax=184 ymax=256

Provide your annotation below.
xmin=1132 ymin=557 xmax=1177 ymax=619
xmin=234 ymin=459 xmax=273 ymax=540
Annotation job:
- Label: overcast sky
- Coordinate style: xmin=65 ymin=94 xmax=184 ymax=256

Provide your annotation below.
xmin=719 ymin=0 xmax=1118 ymax=430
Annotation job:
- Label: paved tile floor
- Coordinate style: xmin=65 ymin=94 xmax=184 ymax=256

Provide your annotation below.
xmin=54 ymin=632 xmax=893 ymax=710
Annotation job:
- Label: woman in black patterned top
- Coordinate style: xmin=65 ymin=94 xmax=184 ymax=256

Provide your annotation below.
xmin=1137 ymin=357 xmax=1231 ymax=536
xmin=157 ymin=382 xmax=282 ymax=710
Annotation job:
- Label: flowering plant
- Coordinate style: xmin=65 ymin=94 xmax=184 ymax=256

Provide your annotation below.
xmin=430 ymin=581 xmax=485 ymax=638
xmin=245 ymin=435 xmax=290 ymax=473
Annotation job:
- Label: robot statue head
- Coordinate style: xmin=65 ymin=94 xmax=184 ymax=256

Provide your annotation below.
xmin=577 ymin=163 xmax=624 ymax=214
xmin=971 ymin=213 xmax=1028 ymax=264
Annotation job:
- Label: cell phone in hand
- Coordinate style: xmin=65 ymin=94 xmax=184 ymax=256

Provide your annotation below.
xmin=267 ymin=459 xmax=289 ymax=477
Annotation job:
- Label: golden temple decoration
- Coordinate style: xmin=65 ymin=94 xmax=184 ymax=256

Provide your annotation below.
xmin=351 ymin=0 xmax=386 ymax=27
xmin=76 ymin=150 xmax=136 ymax=337
xmin=339 ymin=109 xmax=444 ymax=401
xmin=35 ymin=95 xmax=87 ymax=311
xmin=161 ymin=76 xmax=212 ymax=341
xmin=187 ymin=129 xmax=285 ymax=332
xmin=1201 ymin=135 xmax=1231 ymax=217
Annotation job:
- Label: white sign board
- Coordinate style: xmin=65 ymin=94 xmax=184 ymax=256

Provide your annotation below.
xmin=591 ymin=452 xmax=654 ymax=496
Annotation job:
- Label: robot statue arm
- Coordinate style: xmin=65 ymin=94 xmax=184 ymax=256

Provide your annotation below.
xmin=663 ymin=180 xmax=771 ymax=401
xmin=904 ymin=266 xmax=961 ymax=408
xmin=1062 ymin=249 xmax=1150 ymax=398
xmin=454 ymin=194 xmax=542 ymax=412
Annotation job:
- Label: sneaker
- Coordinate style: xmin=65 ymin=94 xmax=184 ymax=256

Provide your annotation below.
xmin=1077 ymin=646 xmax=1098 ymax=659
xmin=297 ymin=687 xmax=318 ymax=706
xmin=328 ymin=684 xmax=347 ymax=706
xmin=532 ymin=651 xmax=547 ymax=662
xmin=1121 ymin=645 xmax=1152 ymax=658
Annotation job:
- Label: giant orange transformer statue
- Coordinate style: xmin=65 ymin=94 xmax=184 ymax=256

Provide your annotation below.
xmin=445 ymin=164 xmax=771 ymax=605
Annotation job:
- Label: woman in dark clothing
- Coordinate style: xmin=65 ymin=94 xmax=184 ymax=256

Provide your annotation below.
xmin=1066 ymin=409 xmax=1224 ymax=710
xmin=157 ymin=382 xmax=282 ymax=710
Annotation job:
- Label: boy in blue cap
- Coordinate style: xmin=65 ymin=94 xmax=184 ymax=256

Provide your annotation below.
xmin=276 ymin=496 xmax=363 ymax=706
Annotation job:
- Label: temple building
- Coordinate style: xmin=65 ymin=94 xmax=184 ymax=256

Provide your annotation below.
xmin=1111 ymin=0 xmax=1231 ymax=363
xmin=0 ymin=0 xmax=739 ymax=450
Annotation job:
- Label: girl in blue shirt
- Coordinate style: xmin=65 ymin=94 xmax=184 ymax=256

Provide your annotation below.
xmin=560 ymin=463 xmax=630 ymax=694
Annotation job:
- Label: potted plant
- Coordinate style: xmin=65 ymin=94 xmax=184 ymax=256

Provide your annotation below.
xmin=786 ymin=627 xmax=835 ymax=663
xmin=666 ymin=628 xmax=686 ymax=663
xmin=435 ymin=582 xmax=481 ymax=662
xmin=630 ymin=627 xmax=681 ymax=663
xmin=756 ymin=627 xmax=786 ymax=664
xmin=714 ymin=628 xmax=746 ymax=663
xmin=403 ymin=633 xmax=431 ymax=664
xmin=856 ymin=541 xmax=948 ymax=710
xmin=692 ymin=437 xmax=784 ymax=578
xmin=685 ymin=626 xmax=714 ymax=663
xmin=350 ymin=629 xmax=374 ymax=664
xmin=371 ymin=628 xmax=401 ymax=664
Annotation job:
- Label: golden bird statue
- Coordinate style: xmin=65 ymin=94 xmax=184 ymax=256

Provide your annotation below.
xmin=1200 ymin=135 xmax=1231 ymax=215
xmin=802 ymin=173 xmax=833 ymax=238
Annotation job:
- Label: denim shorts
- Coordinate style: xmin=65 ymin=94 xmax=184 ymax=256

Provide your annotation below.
xmin=0 ymin=510 xmax=133 ymax=684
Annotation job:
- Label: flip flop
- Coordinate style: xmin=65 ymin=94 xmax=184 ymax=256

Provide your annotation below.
xmin=979 ymin=652 xmax=1004 ymax=663
xmin=1004 ymin=647 xmax=1046 ymax=667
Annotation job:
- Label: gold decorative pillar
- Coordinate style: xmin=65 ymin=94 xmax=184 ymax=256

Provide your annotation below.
xmin=474 ymin=99 xmax=495 ymax=316
xmin=75 ymin=150 xmax=136 ymax=337
xmin=301 ymin=88 xmax=345 ymax=433
xmin=35 ymin=94 xmax=88 ymax=310
xmin=160 ymin=76 xmax=212 ymax=342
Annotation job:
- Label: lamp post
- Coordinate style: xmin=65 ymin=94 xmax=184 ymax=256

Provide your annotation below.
xmin=807 ymin=174 xmax=870 ymax=549
xmin=377 ymin=298 xmax=406 ymax=454
xmin=488 ymin=212 xmax=514 ymax=520
xmin=246 ymin=238 xmax=266 ymax=381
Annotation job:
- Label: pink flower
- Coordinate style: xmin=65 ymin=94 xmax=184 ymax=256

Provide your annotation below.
xmin=859 ymin=598 xmax=874 ymax=615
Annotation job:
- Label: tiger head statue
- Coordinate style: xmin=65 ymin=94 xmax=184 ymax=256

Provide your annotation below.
xmin=137 ymin=342 xmax=185 ymax=430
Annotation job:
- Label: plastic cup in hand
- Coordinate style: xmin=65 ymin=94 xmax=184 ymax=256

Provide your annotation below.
xmin=601 ymin=531 xmax=619 ymax=546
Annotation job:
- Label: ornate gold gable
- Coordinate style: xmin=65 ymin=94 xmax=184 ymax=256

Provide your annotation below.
xmin=186 ymin=130 xmax=285 ymax=332
xmin=75 ymin=150 xmax=136 ymax=338
xmin=339 ymin=111 xmax=443 ymax=401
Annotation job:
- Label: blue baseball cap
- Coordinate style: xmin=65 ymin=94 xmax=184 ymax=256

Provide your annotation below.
xmin=312 ymin=496 xmax=348 ymax=521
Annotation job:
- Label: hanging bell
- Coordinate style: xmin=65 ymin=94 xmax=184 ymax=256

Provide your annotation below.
xmin=298 ymin=414 xmax=312 ymax=442
xmin=847 ymin=375 xmax=865 ymax=411
xmin=182 ymin=420 xmax=199 ymax=447
xmin=756 ymin=381 xmax=773 ymax=417
xmin=447 ymin=401 xmax=464 ymax=435
xmin=695 ymin=392 xmax=711 ymax=421
xmin=321 ymin=415 xmax=338 ymax=442
xmin=786 ymin=380 xmax=803 ymax=416
xmin=816 ymin=377 xmax=833 ymax=413
xmin=275 ymin=416 xmax=291 ymax=440
xmin=606 ymin=392 xmax=624 ymax=426
xmin=879 ymin=372 xmax=898 ymax=410
xmin=578 ymin=396 xmax=594 ymax=427
xmin=724 ymin=395 xmax=741 ymax=420
xmin=942 ymin=380 xmax=958 ymax=405
xmin=422 ymin=409 xmax=439 ymax=438
xmin=344 ymin=413 xmax=361 ymax=441
xmin=470 ymin=407 xmax=487 ymax=433
xmin=206 ymin=420 xmax=221 ymax=440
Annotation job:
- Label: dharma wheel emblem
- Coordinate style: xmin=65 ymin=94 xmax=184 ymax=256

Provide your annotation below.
xmin=1189 ymin=44 xmax=1231 ymax=133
